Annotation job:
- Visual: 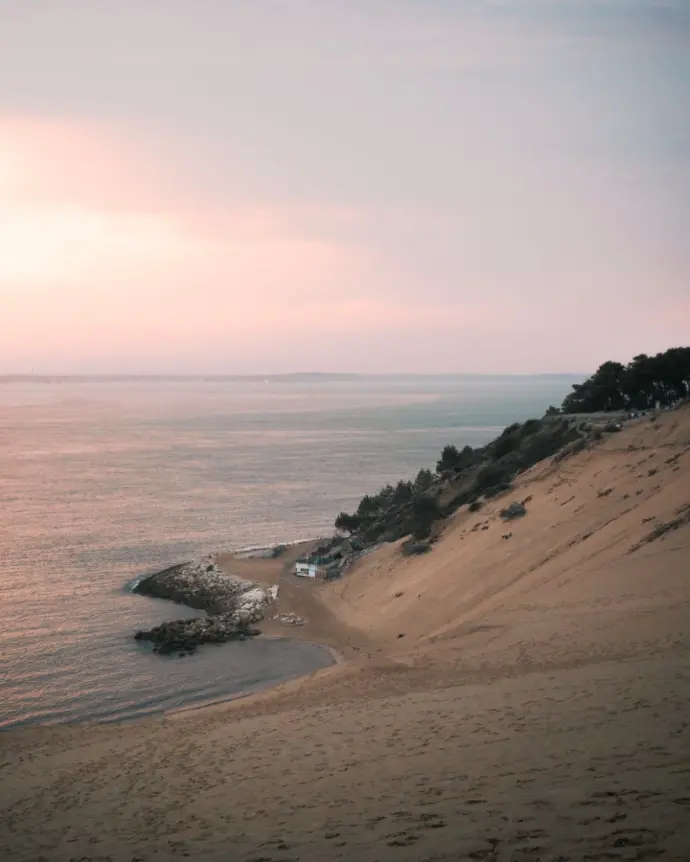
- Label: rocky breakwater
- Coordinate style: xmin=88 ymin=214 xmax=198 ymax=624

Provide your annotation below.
xmin=133 ymin=558 xmax=279 ymax=656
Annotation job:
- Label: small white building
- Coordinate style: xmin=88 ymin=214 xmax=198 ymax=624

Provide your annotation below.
xmin=294 ymin=562 xmax=317 ymax=578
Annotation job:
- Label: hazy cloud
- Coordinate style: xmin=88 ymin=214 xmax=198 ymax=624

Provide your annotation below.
xmin=1 ymin=1 xmax=688 ymax=373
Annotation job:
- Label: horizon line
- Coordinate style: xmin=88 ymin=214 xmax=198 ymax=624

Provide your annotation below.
xmin=0 ymin=371 xmax=588 ymax=382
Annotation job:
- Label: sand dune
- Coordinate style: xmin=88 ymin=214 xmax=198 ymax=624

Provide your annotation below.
xmin=2 ymin=407 xmax=690 ymax=861
xmin=322 ymin=407 xmax=690 ymax=671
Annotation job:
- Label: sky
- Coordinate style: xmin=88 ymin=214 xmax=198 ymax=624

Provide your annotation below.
xmin=1 ymin=1 xmax=689 ymax=375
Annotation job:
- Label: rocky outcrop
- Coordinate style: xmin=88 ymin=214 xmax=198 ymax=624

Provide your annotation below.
xmin=133 ymin=557 xmax=279 ymax=655
xmin=134 ymin=616 xmax=261 ymax=655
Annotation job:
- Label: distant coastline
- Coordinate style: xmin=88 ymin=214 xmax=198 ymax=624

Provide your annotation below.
xmin=0 ymin=372 xmax=587 ymax=384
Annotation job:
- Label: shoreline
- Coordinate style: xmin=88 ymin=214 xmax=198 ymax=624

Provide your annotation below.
xmin=130 ymin=558 xmax=281 ymax=653
xmin=124 ymin=539 xmax=356 ymax=722
xmin=165 ymin=635 xmax=345 ymax=721
xmin=3 ymin=405 xmax=689 ymax=861
xmin=257 ymin=633 xmax=345 ymax=667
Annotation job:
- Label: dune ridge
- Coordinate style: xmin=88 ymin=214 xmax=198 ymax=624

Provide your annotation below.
xmin=2 ymin=406 xmax=690 ymax=861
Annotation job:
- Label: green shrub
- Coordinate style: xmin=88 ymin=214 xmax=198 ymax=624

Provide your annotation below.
xmin=409 ymin=494 xmax=442 ymax=540
xmin=334 ymin=511 xmax=362 ymax=534
xmin=484 ymin=482 xmax=513 ymax=499
xmin=414 ymin=468 xmax=434 ymax=492
xmin=401 ymin=539 xmax=431 ymax=556
xmin=472 ymin=462 xmax=514 ymax=497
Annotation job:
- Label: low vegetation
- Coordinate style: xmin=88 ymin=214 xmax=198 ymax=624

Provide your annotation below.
xmin=331 ymin=346 xmax=689 ymax=556
xmin=333 ymin=415 xmax=586 ymax=552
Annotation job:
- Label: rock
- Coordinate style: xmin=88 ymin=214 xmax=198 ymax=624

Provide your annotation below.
xmin=135 ymin=614 xmax=262 ymax=655
xmin=132 ymin=557 xmax=279 ymax=656
xmin=273 ymin=612 xmax=306 ymax=627
xmin=500 ymin=501 xmax=527 ymax=520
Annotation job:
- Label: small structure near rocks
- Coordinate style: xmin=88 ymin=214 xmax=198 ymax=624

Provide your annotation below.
xmin=500 ymin=501 xmax=527 ymax=520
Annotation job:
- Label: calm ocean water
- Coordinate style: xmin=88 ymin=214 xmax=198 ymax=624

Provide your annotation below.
xmin=0 ymin=375 xmax=580 ymax=729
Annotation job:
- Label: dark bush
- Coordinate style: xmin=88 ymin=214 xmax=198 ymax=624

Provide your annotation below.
xmin=360 ymin=521 xmax=388 ymax=545
xmin=521 ymin=418 xmax=542 ymax=435
xmin=409 ymin=494 xmax=442 ymax=540
xmin=436 ymin=444 xmax=475 ymax=474
xmin=401 ymin=539 xmax=432 ymax=556
xmin=552 ymin=437 xmax=588 ymax=463
xmin=356 ymin=494 xmax=380 ymax=517
xmin=442 ymin=487 xmax=473 ymax=515
xmin=382 ymin=523 xmax=409 ymax=543
xmin=472 ymin=462 xmax=515 ymax=497
xmin=500 ymin=501 xmax=527 ymax=520
xmin=468 ymin=500 xmax=483 ymax=513
xmin=492 ymin=425 xmax=522 ymax=458
xmin=334 ymin=511 xmax=362 ymax=534
xmin=483 ymin=482 xmax=513 ymax=499
xmin=414 ymin=468 xmax=434 ymax=492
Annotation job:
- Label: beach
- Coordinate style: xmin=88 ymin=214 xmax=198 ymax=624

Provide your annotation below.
xmin=3 ymin=405 xmax=689 ymax=860
xmin=1 ymin=375 xmax=570 ymax=729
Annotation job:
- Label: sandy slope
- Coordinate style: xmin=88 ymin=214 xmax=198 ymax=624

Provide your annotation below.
xmin=2 ymin=407 xmax=690 ymax=862
xmin=321 ymin=406 xmax=690 ymax=671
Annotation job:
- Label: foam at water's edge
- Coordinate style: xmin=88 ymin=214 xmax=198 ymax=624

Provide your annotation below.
xmin=125 ymin=576 xmax=144 ymax=592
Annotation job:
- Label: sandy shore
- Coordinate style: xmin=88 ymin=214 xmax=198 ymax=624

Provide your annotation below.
xmin=2 ymin=407 xmax=690 ymax=861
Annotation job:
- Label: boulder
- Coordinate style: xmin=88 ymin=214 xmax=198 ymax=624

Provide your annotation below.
xmin=500 ymin=501 xmax=527 ymax=520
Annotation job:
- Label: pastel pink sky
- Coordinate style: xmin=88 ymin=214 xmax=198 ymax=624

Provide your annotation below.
xmin=1 ymin=1 xmax=688 ymax=374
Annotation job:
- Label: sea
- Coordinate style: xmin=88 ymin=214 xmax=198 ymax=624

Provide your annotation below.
xmin=0 ymin=374 xmax=581 ymax=730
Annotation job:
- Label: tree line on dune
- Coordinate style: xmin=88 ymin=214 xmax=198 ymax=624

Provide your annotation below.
xmin=334 ymin=418 xmax=583 ymax=548
xmin=555 ymin=347 xmax=690 ymax=414
xmin=332 ymin=346 xmax=689 ymax=552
